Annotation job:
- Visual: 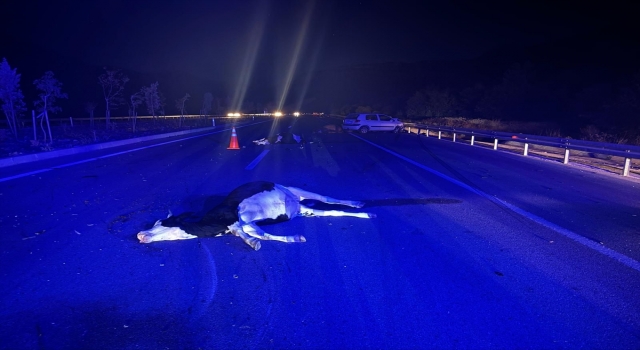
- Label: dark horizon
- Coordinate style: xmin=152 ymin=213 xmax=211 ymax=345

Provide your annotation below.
xmin=2 ymin=0 xmax=640 ymax=130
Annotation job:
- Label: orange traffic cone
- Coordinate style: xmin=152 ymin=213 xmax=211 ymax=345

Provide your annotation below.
xmin=228 ymin=127 xmax=240 ymax=150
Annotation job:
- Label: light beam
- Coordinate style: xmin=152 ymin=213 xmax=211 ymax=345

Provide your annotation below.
xmin=231 ymin=1 xmax=267 ymax=112
xmin=276 ymin=0 xmax=315 ymax=111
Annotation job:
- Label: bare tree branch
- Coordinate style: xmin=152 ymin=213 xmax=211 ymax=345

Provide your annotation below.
xmin=176 ymin=93 xmax=190 ymax=127
xmin=98 ymin=68 xmax=129 ymax=127
xmin=34 ymin=71 xmax=68 ymax=142
xmin=0 ymin=58 xmax=26 ymax=139
xmin=141 ymin=82 xmax=161 ymax=120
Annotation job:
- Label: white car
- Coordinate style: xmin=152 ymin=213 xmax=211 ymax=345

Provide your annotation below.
xmin=342 ymin=113 xmax=404 ymax=133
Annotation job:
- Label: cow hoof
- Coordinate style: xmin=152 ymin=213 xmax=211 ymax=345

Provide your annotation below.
xmin=353 ymin=201 xmax=365 ymax=208
xmin=367 ymin=213 xmax=377 ymax=218
xmin=298 ymin=235 xmax=306 ymax=242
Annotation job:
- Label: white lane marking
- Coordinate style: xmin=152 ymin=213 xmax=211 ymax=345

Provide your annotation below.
xmin=351 ymin=134 xmax=640 ymax=273
xmin=0 ymin=169 xmax=51 ymax=182
xmin=245 ymin=150 xmax=270 ymax=170
xmin=0 ymin=129 xmax=227 ymax=183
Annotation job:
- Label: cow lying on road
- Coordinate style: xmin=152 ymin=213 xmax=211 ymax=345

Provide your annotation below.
xmin=137 ymin=181 xmax=374 ymax=250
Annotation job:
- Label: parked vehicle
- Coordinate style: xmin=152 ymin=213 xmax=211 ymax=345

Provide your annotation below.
xmin=342 ymin=113 xmax=404 ymax=133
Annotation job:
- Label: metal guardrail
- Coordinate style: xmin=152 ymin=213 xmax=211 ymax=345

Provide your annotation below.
xmin=405 ymin=123 xmax=640 ymax=177
xmin=71 ymin=114 xmax=255 ymax=121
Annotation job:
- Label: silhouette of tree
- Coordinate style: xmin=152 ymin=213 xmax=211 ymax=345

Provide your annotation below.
xmin=606 ymin=72 xmax=640 ymax=130
xmin=34 ymin=71 xmax=68 ymax=142
xmin=84 ymin=102 xmax=97 ymax=129
xmin=128 ymin=91 xmax=144 ymax=132
xmin=175 ymin=93 xmax=190 ymax=126
xmin=475 ymin=63 xmax=535 ymax=121
xmin=201 ymin=92 xmax=213 ymax=118
xmin=0 ymin=58 xmax=26 ymax=139
xmin=141 ymin=82 xmax=161 ymax=120
xmin=98 ymin=68 xmax=129 ymax=127
xmin=406 ymin=87 xmax=457 ymax=118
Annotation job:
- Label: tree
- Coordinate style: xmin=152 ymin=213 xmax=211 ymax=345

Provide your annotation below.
xmin=457 ymin=84 xmax=486 ymax=118
xmin=406 ymin=90 xmax=428 ymax=117
xmin=475 ymin=63 xmax=535 ymax=120
xmin=214 ymin=97 xmax=225 ymax=115
xmin=406 ymin=87 xmax=457 ymax=118
xmin=84 ymin=102 xmax=97 ymax=129
xmin=98 ymin=68 xmax=129 ymax=127
xmin=158 ymin=91 xmax=166 ymax=117
xmin=175 ymin=93 xmax=190 ymax=127
xmin=34 ymin=71 xmax=68 ymax=143
xmin=201 ymin=92 xmax=213 ymax=118
xmin=355 ymin=105 xmax=373 ymax=113
xmin=128 ymin=91 xmax=144 ymax=132
xmin=0 ymin=58 xmax=26 ymax=139
xmin=427 ymin=88 xmax=457 ymax=117
xmin=605 ymin=72 xmax=640 ymax=130
xmin=141 ymin=82 xmax=161 ymax=120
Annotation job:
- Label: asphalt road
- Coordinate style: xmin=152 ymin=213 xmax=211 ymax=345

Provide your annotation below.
xmin=1 ymin=116 xmax=639 ymax=349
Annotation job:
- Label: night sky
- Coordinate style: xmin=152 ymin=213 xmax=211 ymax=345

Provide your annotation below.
xmin=3 ymin=0 xmax=639 ymax=116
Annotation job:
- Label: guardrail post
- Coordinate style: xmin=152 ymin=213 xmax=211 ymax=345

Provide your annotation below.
xmin=212 ymin=118 xmax=216 ymax=127
xmin=523 ymin=143 xmax=529 ymax=156
xmin=623 ymin=158 xmax=631 ymax=176
xmin=407 ymin=126 xmax=411 ymax=134
xmin=453 ymin=133 xmax=456 ymax=142
xmin=623 ymin=151 xmax=631 ymax=176
xmin=426 ymin=129 xmax=429 ymax=137
xmin=437 ymin=131 xmax=441 ymax=139
xmin=471 ymin=135 xmax=475 ymax=146
xmin=493 ymin=139 xmax=498 ymax=150
xmin=563 ymin=149 xmax=570 ymax=164
xmin=69 ymin=117 xmax=74 ymax=127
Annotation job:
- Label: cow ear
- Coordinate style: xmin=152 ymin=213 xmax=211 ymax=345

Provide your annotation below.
xmin=166 ymin=210 xmax=173 ymax=218
xmin=154 ymin=219 xmax=162 ymax=226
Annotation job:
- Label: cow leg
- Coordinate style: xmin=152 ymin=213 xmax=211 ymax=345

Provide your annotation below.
xmin=227 ymin=222 xmax=262 ymax=250
xmin=283 ymin=186 xmax=364 ymax=208
xmin=242 ymin=222 xmax=306 ymax=243
xmin=299 ymin=205 xmax=375 ymax=218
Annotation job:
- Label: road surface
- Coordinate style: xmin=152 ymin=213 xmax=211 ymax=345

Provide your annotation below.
xmin=1 ymin=116 xmax=639 ymax=349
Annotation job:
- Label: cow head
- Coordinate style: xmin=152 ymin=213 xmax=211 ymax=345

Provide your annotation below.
xmin=137 ymin=219 xmax=197 ymax=243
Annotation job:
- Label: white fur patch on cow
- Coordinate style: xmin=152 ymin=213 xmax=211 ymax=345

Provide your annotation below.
xmin=238 ymin=189 xmax=294 ymax=223
xmin=137 ymin=221 xmax=197 ymax=243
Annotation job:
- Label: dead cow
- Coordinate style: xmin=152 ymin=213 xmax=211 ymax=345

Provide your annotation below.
xmin=137 ymin=181 xmax=375 ymax=250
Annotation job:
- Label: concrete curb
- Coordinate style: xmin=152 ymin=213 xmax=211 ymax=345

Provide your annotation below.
xmin=0 ymin=127 xmax=217 ymax=168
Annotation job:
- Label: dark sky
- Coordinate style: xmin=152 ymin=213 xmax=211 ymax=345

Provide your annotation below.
xmin=6 ymin=0 xmax=637 ymax=71
xmin=2 ymin=0 xmax=639 ymax=111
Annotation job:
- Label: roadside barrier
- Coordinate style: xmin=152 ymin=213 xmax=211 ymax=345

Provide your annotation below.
xmin=405 ymin=123 xmax=640 ymax=177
